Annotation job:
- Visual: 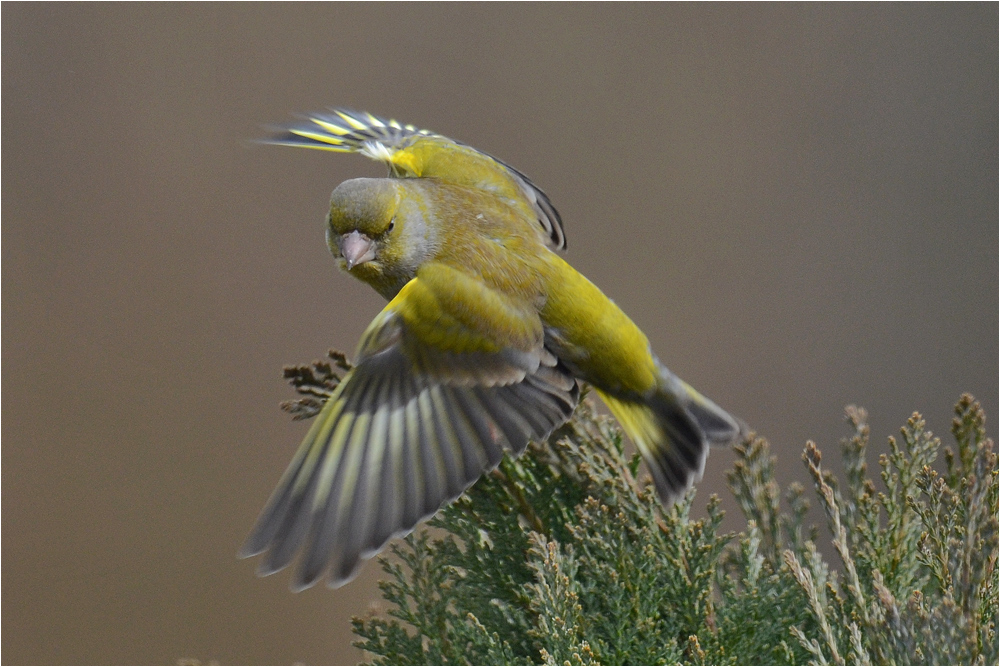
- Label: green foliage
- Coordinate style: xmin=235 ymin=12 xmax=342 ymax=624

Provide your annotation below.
xmin=277 ymin=347 xmax=999 ymax=667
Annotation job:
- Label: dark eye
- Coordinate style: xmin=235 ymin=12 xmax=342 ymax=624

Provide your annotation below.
xmin=387 ymin=217 xmax=395 ymax=232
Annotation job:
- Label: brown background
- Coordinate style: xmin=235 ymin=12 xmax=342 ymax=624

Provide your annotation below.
xmin=4 ymin=4 xmax=997 ymax=665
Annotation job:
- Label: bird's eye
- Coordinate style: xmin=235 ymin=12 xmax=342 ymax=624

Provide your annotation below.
xmin=387 ymin=217 xmax=395 ymax=232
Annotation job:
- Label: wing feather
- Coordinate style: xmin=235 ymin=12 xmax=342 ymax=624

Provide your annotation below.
xmin=240 ymin=273 xmax=579 ymax=588
xmin=427 ymin=386 xmax=467 ymax=499
xmin=367 ymin=376 xmax=406 ymax=551
xmin=449 ymin=386 xmax=506 ymax=467
xmin=399 ymin=386 xmax=424 ymax=529
xmin=415 ymin=390 xmax=445 ymax=516
xmin=472 ymin=386 xmax=534 ymax=454
xmin=502 ymin=383 xmax=563 ymax=435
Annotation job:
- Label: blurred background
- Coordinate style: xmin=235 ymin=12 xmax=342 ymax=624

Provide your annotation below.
xmin=4 ymin=4 xmax=996 ymax=664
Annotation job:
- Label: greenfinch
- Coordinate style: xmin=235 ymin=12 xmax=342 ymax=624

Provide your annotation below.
xmin=241 ymin=109 xmax=744 ymax=590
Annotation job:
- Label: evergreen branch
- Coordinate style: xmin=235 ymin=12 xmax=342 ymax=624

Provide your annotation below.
xmin=280 ymin=356 xmax=996 ymax=665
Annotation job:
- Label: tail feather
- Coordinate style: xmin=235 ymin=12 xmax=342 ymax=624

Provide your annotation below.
xmin=598 ymin=370 xmax=742 ymax=505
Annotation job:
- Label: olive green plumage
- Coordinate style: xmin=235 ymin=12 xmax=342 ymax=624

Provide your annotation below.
xmin=241 ymin=109 xmax=744 ymax=590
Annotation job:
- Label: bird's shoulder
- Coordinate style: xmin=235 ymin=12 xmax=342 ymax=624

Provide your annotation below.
xmin=375 ymin=262 xmax=544 ymax=360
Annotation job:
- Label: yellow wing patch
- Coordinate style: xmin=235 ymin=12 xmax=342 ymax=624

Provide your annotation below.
xmin=264 ymin=108 xmax=439 ymax=163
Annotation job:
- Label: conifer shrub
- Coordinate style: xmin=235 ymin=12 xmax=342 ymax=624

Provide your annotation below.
xmin=283 ymin=352 xmax=998 ymax=666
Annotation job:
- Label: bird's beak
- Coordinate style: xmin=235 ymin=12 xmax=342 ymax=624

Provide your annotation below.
xmin=340 ymin=231 xmax=376 ymax=270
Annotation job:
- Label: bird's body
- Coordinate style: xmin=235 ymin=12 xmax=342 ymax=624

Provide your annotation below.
xmin=241 ymin=110 xmax=743 ymax=590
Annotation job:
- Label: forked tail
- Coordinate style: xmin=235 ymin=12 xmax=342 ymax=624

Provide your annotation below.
xmin=598 ymin=368 xmax=743 ymax=505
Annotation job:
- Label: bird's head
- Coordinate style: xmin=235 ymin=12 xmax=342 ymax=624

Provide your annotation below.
xmin=327 ymin=178 xmax=436 ymax=298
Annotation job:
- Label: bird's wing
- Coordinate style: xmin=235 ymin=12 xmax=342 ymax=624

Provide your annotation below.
xmin=239 ymin=264 xmax=579 ymax=589
xmin=265 ymin=108 xmax=566 ymax=251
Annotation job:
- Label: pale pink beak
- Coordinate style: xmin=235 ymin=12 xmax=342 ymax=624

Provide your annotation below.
xmin=340 ymin=231 xmax=376 ymax=269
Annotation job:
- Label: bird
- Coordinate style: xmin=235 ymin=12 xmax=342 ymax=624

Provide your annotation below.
xmin=240 ymin=109 xmax=744 ymax=590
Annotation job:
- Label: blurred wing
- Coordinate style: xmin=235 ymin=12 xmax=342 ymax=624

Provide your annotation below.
xmin=240 ymin=269 xmax=579 ymax=589
xmin=264 ymin=108 xmax=566 ymax=250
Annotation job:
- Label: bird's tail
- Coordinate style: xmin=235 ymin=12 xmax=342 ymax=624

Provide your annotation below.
xmin=598 ymin=367 xmax=743 ymax=505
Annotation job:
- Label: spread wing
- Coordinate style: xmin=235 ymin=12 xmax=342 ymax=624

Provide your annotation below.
xmin=264 ymin=108 xmax=566 ymax=251
xmin=239 ymin=264 xmax=579 ymax=589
